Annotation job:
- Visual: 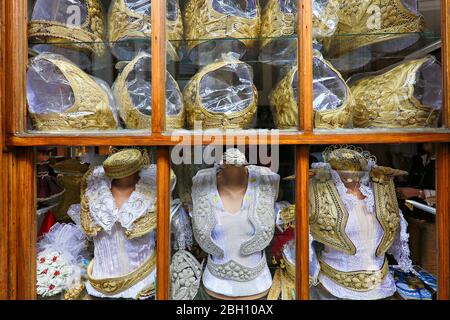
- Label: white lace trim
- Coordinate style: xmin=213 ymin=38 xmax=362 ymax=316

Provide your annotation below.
xmin=85 ymin=165 xmax=156 ymax=233
xmin=171 ymin=200 xmax=193 ymax=251
xmin=388 ymin=210 xmax=415 ymax=274
xmin=311 ymin=162 xmax=375 ymax=214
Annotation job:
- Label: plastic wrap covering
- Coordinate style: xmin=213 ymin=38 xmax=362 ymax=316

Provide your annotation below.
xmin=108 ymin=0 xmax=183 ymax=61
xmin=185 ymin=0 xmax=260 ymax=65
xmin=349 ymin=56 xmax=442 ymax=128
xmin=312 ymin=0 xmax=339 ymax=39
xmin=323 ymin=0 xmax=424 ymax=72
xmin=29 ymin=0 xmax=106 ymax=58
xmin=27 ymin=53 xmax=119 ymax=132
xmin=270 ymin=54 xmax=353 ymax=129
xmin=259 ymin=0 xmax=297 ymax=64
xmin=183 ymin=55 xmax=257 ymax=129
xmin=113 ymin=52 xmax=184 ymax=130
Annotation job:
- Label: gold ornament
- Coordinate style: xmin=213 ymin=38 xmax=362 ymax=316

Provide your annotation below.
xmin=29 ymin=0 xmax=106 ymax=56
xmin=260 ymin=0 xmax=296 ymax=50
xmin=103 ymin=149 xmax=148 ymax=180
xmin=114 ymin=53 xmax=185 ymax=130
xmin=324 ymin=0 xmax=424 ymax=58
xmin=184 ymin=0 xmax=260 ymax=53
xmin=108 ymin=0 xmax=183 ymax=61
xmin=183 ymin=58 xmax=258 ymax=130
xmin=28 ymin=54 xmax=117 ymax=132
xmin=351 ymin=57 xmax=441 ymax=128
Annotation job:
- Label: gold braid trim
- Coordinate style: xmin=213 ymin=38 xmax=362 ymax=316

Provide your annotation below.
xmin=351 ymin=57 xmax=440 ymax=128
xmin=87 ymin=253 xmax=156 ymax=297
xmin=371 ymin=166 xmax=407 ymax=257
xmin=183 ymin=59 xmax=257 ymax=129
xmin=270 ymin=59 xmax=354 ymax=129
xmin=184 ymin=0 xmax=260 ymax=52
xmin=114 ymin=53 xmax=185 ymax=130
xmin=268 ymin=253 xmax=296 ymax=300
xmin=29 ymin=54 xmax=117 ymax=132
xmin=260 ymin=0 xmax=296 ymax=50
xmin=324 ymin=0 xmax=424 ymax=57
xmin=29 ymin=0 xmax=105 ymax=56
xmin=64 ymin=283 xmax=86 ymax=300
xmin=309 ymin=169 xmax=356 ymax=255
xmin=319 ymin=258 xmax=389 ymax=292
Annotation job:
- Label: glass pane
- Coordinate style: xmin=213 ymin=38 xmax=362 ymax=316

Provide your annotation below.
xmin=165 ymin=0 xmax=300 ymax=133
xmin=169 ymin=145 xmax=297 ymax=300
xmin=309 ymin=143 xmax=438 ymax=300
xmin=313 ymin=0 xmax=443 ymax=131
xmin=35 ymin=146 xmax=157 ymax=300
xmin=27 ymin=0 xmax=155 ymax=133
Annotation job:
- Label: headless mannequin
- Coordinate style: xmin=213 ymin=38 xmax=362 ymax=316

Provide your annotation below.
xmin=205 ymin=164 xmax=270 ymax=300
xmin=111 ymin=172 xmax=140 ymax=209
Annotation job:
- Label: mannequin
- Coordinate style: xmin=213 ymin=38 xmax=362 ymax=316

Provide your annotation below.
xmin=191 ymin=148 xmax=282 ymax=300
xmin=80 ymin=149 xmax=158 ymax=299
xmin=309 ymin=145 xmax=414 ymax=300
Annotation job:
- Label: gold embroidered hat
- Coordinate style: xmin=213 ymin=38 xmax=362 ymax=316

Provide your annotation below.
xmin=108 ymin=0 xmax=183 ymax=61
xmin=29 ymin=0 xmax=106 ymax=57
xmin=183 ymin=56 xmax=258 ymax=129
xmin=27 ymin=53 xmax=118 ymax=132
xmin=350 ymin=56 xmax=442 ymax=129
xmin=323 ymin=0 xmax=424 ymax=70
xmin=184 ymin=0 xmax=261 ymax=65
xmin=323 ymin=145 xmax=376 ymax=172
xmin=270 ymin=54 xmax=354 ymax=129
xmin=103 ymin=149 xmax=150 ymax=179
xmin=113 ymin=52 xmax=185 ymax=130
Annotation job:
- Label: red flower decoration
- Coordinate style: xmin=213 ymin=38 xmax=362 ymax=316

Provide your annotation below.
xmin=52 ymin=256 xmax=58 ymax=262
xmin=54 ymin=270 xmax=60 ymax=276
xmin=41 ymin=269 xmax=48 ymax=275
xmin=49 ymin=285 xmax=55 ymax=290
xmin=40 ymin=258 xmax=45 ymax=263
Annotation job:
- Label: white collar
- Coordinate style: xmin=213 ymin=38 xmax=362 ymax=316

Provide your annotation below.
xmin=86 ymin=165 xmax=157 ymax=233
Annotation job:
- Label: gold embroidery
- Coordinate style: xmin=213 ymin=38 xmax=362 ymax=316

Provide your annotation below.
xmin=268 ymin=253 xmax=295 ymax=300
xmin=114 ymin=53 xmax=185 ymax=130
xmin=371 ymin=166 xmax=407 ymax=256
xmin=351 ymin=58 xmax=440 ymax=128
xmin=108 ymin=0 xmax=183 ymax=61
xmin=319 ymin=258 xmax=389 ymax=292
xmin=324 ymin=0 xmax=424 ymax=58
xmin=280 ymin=205 xmax=296 ymax=230
xmin=260 ymin=0 xmax=296 ymax=50
xmin=64 ymin=283 xmax=86 ymax=300
xmin=29 ymin=0 xmax=106 ymax=56
xmin=87 ymin=253 xmax=156 ymax=297
xmin=184 ymin=0 xmax=260 ymax=52
xmin=309 ymin=169 xmax=357 ymax=255
xmin=270 ymin=58 xmax=354 ymax=129
xmin=29 ymin=54 xmax=117 ymax=132
xmin=103 ymin=149 xmax=147 ymax=180
xmin=183 ymin=58 xmax=258 ymax=130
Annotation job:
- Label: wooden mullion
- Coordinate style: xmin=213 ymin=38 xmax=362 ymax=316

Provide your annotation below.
xmin=442 ymin=0 xmax=449 ymax=127
xmin=437 ymin=143 xmax=450 ymax=300
xmin=298 ymin=0 xmax=313 ymax=132
xmin=156 ymin=147 xmax=171 ymax=300
xmin=151 ymin=0 xmax=167 ymax=134
xmin=295 ymin=146 xmax=309 ymax=299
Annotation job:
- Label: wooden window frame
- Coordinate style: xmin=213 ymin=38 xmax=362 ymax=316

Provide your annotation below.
xmin=0 ymin=0 xmax=449 ymax=300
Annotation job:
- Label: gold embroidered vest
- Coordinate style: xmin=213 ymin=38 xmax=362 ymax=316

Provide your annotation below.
xmin=309 ymin=166 xmax=406 ymax=257
xmin=351 ymin=57 xmax=441 ymax=128
xmin=184 ymin=0 xmax=261 ymax=53
xmin=324 ymin=0 xmax=424 ymax=57
xmin=108 ymin=0 xmax=183 ymax=61
xmin=28 ymin=54 xmax=117 ymax=131
xmin=114 ymin=53 xmax=185 ymax=130
xmin=183 ymin=58 xmax=258 ymax=129
xmin=270 ymin=57 xmax=354 ymax=129
xmin=29 ymin=0 xmax=106 ymax=56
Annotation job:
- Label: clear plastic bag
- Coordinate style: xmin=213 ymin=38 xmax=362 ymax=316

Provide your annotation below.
xmin=349 ymin=56 xmax=442 ymax=128
xmin=185 ymin=0 xmax=260 ymax=65
xmin=184 ymin=55 xmax=257 ymax=129
xmin=27 ymin=52 xmax=119 ymax=132
xmin=113 ymin=52 xmax=184 ymax=129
